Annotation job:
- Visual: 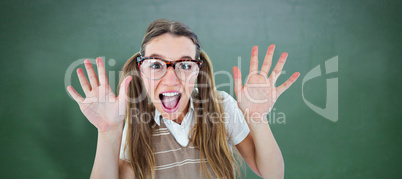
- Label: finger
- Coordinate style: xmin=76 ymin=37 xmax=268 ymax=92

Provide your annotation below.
xmin=232 ymin=66 xmax=243 ymax=98
xmin=270 ymin=71 xmax=276 ymax=88
xmin=269 ymin=52 xmax=288 ymax=82
xmin=118 ymin=76 xmax=133 ymax=102
xmin=276 ymin=72 xmax=300 ymax=97
xmin=249 ymin=46 xmax=259 ymax=75
xmin=84 ymin=59 xmax=100 ymax=88
xmin=76 ymin=68 xmax=91 ymax=95
xmin=267 ymin=71 xmax=277 ymax=103
xmin=67 ymin=86 xmax=84 ymax=103
xmin=97 ymin=57 xmax=109 ymax=86
xmin=118 ymin=76 xmax=133 ymax=116
xmin=260 ymin=44 xmax=275 ymax=76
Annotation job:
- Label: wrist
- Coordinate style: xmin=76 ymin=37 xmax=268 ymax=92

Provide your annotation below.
xmin=97 ymin=122 xmax=124 ymax=136
xmin=243 ymin=110 xmax=268 ymax=123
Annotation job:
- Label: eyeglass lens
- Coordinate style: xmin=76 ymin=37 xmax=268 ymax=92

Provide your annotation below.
xmin=140 ymin=59 xmax=199 ymax=80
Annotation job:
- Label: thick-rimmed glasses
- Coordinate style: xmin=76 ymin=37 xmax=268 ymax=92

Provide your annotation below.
xmin=137 ymin=56 xmax=203 ymax=81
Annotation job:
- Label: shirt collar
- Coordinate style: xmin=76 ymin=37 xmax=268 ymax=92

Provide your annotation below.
xmin=154 ymin=97 xmax=194 ymax=126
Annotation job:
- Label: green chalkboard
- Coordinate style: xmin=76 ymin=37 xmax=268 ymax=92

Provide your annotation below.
xmin=0 ymin=0 xmax=401 ymax=178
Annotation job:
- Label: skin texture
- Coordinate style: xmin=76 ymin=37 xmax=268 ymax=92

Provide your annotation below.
xmin=67 ymin=57 xmax=132 ymax=179
xmin=232 ymin=44 xmax=300 ymax=178
xmin=67 ymin=57 xmax=132 ymax=133
xmin=67 ymin=33 xmax=300 ymax=179
xmin=141 ymin=33 xmax=198 ymax=124
xmin=233 ymin=45 xmax=300 ymax=117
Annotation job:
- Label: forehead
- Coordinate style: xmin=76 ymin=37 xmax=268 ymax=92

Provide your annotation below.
xmin=144 ymin=33 xmax=196 ymax=59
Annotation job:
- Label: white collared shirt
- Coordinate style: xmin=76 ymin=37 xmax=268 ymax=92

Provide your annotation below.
xmin=154 ymin=96 xmax=195 ymax=147
xmin=120 ymin=90 xmax=250 ymax=160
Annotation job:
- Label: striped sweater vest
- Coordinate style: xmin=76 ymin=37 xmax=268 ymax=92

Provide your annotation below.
xmin=152 ymin=118 xmax=218 ymax=178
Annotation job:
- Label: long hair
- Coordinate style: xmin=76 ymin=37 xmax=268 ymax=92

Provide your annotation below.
xmin=118 ymin=19 xmax=241 ymax=179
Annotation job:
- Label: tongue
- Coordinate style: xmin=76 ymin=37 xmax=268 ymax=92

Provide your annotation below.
xmin=162 ymin=95 xmax=180 ymax=109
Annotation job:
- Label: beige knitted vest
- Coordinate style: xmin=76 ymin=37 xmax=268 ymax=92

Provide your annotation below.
xmin=151 ymin=118 xmax=218 ymax=179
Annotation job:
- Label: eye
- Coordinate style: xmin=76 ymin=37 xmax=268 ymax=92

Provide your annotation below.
xmin=149 ymin=61 xmax=164 ymax=69
xmin=178 ymin=62 xmax=192 ymax=70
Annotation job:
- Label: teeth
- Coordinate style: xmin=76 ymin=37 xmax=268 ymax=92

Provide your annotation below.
xmin=162 ymin=92 xmax=180 ymax=97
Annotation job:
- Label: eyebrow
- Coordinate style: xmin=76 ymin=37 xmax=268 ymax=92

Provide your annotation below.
xmin=148 ymin=53 xmax=194 ymax=60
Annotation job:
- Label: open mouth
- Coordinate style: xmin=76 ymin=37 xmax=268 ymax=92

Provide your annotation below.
xmin=159 ymin=91 xmax=182 ymax=113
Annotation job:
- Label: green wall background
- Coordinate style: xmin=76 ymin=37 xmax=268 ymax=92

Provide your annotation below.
xmin=0 ymin=0 xmax=400 ymax=178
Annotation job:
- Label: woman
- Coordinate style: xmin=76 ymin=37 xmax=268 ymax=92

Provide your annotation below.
xmin=67 ymin=19 xmax=300 ymax=179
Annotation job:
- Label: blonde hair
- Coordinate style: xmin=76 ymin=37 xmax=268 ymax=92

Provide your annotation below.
xmin=118 ymin=19 xmax=242 ymax=179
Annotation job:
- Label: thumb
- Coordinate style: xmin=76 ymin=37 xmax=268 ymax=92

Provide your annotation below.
xmin=232 ymin=66 xmax=243 ymax=99
xmin=118 ymin=76 xmax=133 ymax=115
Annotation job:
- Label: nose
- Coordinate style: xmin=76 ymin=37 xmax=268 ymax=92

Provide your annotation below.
xmin=161 ymin=66 xmax=180 ymax=85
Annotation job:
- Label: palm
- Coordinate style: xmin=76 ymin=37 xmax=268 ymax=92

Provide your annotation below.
xmin=67 ymin=57 xmax=132 ymax=132
xmin=232 ymin=44 xmax=300 ymax=121
xmin=237 ymin=74 xmax=276 ymax=116
xmin=79 ymin=86 xmax=120 ymax=129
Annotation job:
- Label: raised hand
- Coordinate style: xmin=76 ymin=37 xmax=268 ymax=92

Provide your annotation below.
xmin=232 ymin=45 xmax=300 ymax=122
xmin=67 ymin=57 xmax=132 ymax=133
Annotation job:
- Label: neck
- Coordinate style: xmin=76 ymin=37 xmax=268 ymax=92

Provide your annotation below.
xmin=173 ymin=101 xmax=190 ymax=125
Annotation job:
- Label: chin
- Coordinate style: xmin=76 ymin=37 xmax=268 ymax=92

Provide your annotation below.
xmin=154 ymin=97 xmax=189 ymax=121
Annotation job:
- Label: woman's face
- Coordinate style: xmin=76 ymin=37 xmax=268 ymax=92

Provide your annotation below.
xmin=141 ymin=33 xmax=198 ymax=122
